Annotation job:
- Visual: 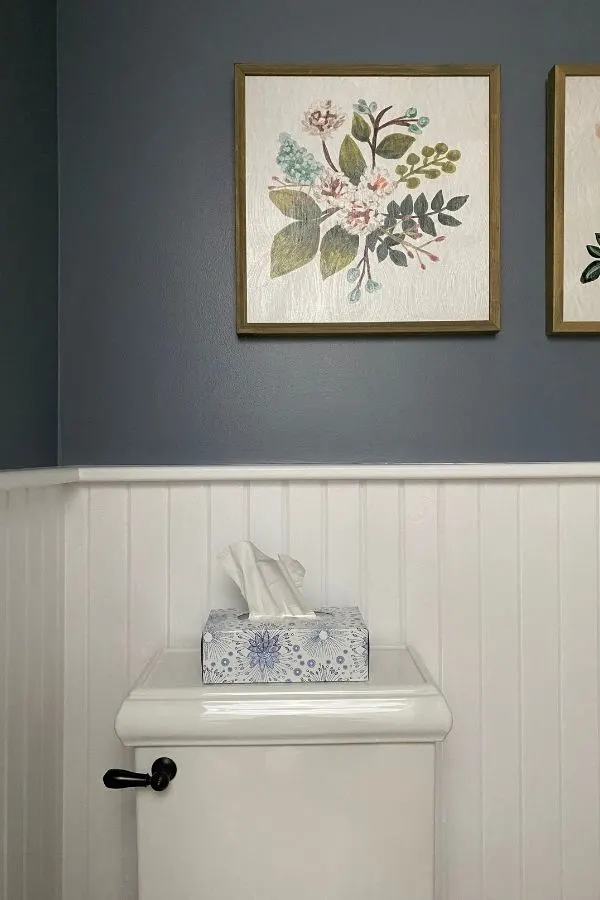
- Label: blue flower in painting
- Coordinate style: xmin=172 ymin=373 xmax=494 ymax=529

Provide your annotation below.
xmin=247 ymin=629 xmax=281 ymax=672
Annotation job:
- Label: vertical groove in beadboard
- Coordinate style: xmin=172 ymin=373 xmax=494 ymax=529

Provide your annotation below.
xmin=597 ymin=483 xmax=600 ymax=890
xmin=478 ymin=483 xmax=485 ymax=900
xmin=166 ymin=486 xmax=172 ymax=646
xmin=206 ymin=485 xmax=212 ymax=611
xmin=0 ymin=492 xmax=8 ymax=900
xmin=399 ymin=484 xmax=406 ymax=645
xmin=24 ymin=490 xmax=44 ymax=900
xmin=517 ymin=484 xmax=524 ymax=900
xmin=126 ymin=487 xmax=132 ymax=683
xmin=281 ymin=483 xmax=290 ymax=555
xmin=49 ymin=488 xmax=64 ymax=900
xmin=436 ymin=483 xmax=445 ymax=900
xmin=557 ymin=484 xmax=564 ymax=900
xmin=436 ymin=483 xmax=444 ymax=689
xmin=21 ymin=491 xmax=30 ymax=900
xmin=243 ymin=482 xmax=251 ymax=541
xmin=358 ymin=482 xmax=367 ymax=623
xmin=85 ymin=488 xmax=91 ymax=900
xmin=321 ymin=483 xmax=328 ymax=603
xmin=6 ymin=490 xmax=27 ymax=897
xmin=40 ymin=495 xmax=48 ymax=900
xmin=122 ymin=488 xmax=136 ymax=900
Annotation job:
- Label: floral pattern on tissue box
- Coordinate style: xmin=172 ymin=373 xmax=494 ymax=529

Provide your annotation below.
xmin=202 ymin=606 xmax=369 ymax=684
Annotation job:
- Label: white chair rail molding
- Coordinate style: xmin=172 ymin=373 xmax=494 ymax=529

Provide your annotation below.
xmin=2 ymin=462 xmax=600 ymax=900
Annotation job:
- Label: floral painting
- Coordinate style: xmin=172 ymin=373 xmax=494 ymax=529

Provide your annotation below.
xmin=548 ymin=66 xmax=600 ymax=332
xmin=236 ymin=66 xmax=500 ymax=334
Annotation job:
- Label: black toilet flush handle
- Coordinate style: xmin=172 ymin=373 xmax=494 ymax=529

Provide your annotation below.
xmin=103 ymin=757 xmax=177 ymax=792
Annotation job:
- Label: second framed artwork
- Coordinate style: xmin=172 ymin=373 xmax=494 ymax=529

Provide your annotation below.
xmin=235 ymin=64 xmax=500 ymax=335
xmin=547 ymin=65 xmax=600 ymax=333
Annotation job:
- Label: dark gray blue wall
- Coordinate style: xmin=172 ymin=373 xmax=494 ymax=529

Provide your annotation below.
xmin=58 ymin=0 xmax=600 ymax=465
xmin=1 ymin=0 xmax=58 ymax=469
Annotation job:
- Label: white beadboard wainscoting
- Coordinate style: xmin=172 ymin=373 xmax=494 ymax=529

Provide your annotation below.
xmin=3 ymin=465 xmax=600 ymax=900
xmin=0 ymin=487 xmax=64 ymax=900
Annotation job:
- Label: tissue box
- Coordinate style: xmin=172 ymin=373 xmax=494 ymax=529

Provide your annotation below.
xmin=202 ymin=607 xmax=369 ymax=684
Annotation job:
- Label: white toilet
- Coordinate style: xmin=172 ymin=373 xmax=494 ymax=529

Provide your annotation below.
xmin=110 ymin=647 xmax=451 ymax=900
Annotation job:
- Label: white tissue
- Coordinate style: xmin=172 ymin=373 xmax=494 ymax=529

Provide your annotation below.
xmin=218 ymin=540 xmax=316 ymax=620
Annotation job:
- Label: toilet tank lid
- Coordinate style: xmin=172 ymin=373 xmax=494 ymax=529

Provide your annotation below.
xmin=115 ymin=647 xmax=452 ymax=747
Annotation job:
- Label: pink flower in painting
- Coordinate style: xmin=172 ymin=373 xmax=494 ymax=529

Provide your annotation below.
xmin=344 ymin=197 xmax=380 ymax=233
xmin=317 ymin=171 xmax=351 ymax=203
xmin=358 ymin=167 xmax=395 ymax=198
xmin=595 ymin=123 xmax=600 ymax=139
xmin=302 ymin=100 xmax=346 ymax=138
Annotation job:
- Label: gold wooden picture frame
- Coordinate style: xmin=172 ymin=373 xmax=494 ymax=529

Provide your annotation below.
xmin=547 ymin=64 xmax=600 ymax=334
xmin=235 ymin=64 xmax=500 ymax=335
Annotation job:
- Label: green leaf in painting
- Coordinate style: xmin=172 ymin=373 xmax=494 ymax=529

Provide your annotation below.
xmin=385 ymin=234 xmax=404 ymax=247
xmin=399 ymin=194 xmax=413 ymax=216
xmin=389 ymin=248 xmax=408 ymax=266
xmin=319 ymin=225 xmax=360 ymax=279
xmin=596 ymin=233 xmax=600 ymax=245
xmin=445 ymin=195 xmax=469 ymax=212
xmin=387 ymin=200 xmax=402 ymax=219
xmin=269 ymin=189 xmax=322 ymax=221
xmin=375 ymin=133 xmax=415 ymax=160
xmin=431 ymin=190 xmax=444 ymax=212
xmin=365 ymin=231 xmax=380 ymax=253
xmin=437 ymin=212 xmax=462 ymax=227
xmin=414 ymin=193 xmax=428 ymax=218
xmin=270 ymin=220 xmax=320 ymax=278
xmin=377 ymin=242 xmax=388 ymax=262
xmin=581 ymin=260 xmax=600 ymax=284
xmin=351 ymin=113 xmax=371 ymax=142
xmin=339 ymin=135 xmax=367 ymax=186
xmin=419 ymin=215 xmax=437 ymax=237
xmin=586 ymin=244 xmax=600 ymax=259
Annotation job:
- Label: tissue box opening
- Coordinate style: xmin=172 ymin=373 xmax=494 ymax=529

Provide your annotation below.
xmin=202 ymin=607 xmax=369 ymax=684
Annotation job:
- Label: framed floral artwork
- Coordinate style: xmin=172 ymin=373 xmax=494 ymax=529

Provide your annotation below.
xmin=547 ymin=65 xmax=600 ymax=333
xmin=235 ymin=64 xmax=500 ymax=335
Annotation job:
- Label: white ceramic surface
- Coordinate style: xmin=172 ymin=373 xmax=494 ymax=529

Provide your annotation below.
xmin=123 ymin=647 xmax=447 ymax=900
xmin=115 ymin=647 xmax=452 ymax=746
xmin=136 ymin=743 xmax=436 ymax=900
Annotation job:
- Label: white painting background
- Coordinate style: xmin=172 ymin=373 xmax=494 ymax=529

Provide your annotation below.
xmin=244 ymin=75 xmax=490 ymax=324
xmin=563 ymin=76 xmax=600 ymax=321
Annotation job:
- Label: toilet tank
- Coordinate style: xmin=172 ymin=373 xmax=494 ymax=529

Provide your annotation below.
xmin=115 ymin=647 xmax=451 ymax=900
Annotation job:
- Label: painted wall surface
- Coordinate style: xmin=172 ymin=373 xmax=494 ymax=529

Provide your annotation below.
xmin=1 ymin=0 xmax=58 ymax=469
xmin=58 ymin=0 xmax=599 ymax=465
